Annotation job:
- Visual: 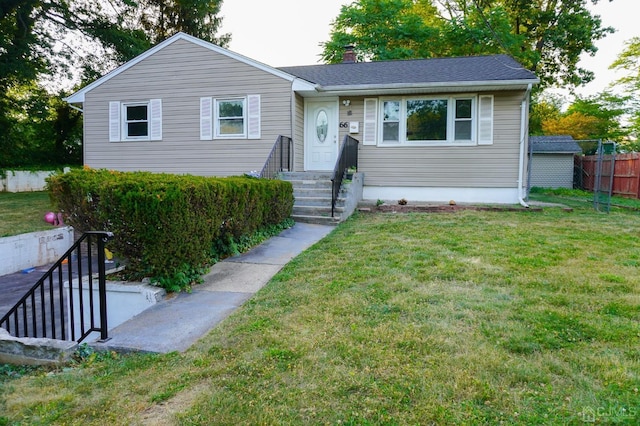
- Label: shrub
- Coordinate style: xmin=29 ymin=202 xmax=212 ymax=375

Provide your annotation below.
xmin=47 ymin=169 xmax=293 ymax=290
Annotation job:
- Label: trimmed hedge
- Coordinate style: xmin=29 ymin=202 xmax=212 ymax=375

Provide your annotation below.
xmin=47 ymin=168 xmax=293 ymax=290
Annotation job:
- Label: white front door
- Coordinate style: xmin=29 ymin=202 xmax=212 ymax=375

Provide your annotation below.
xmin=305 ymin=99 xmax=339 ymax=171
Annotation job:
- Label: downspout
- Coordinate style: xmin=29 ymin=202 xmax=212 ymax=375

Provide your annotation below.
xmin=517 ymin=84 xmax=532 ymax=208
xmin=290 ymin=80 xmax=296 ymax=172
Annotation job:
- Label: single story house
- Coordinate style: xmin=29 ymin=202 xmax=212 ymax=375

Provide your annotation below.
xmin=529 ymin=135 xmax=582 ymax=189
xmin=65 ymin=32 xmax=539 ymax=205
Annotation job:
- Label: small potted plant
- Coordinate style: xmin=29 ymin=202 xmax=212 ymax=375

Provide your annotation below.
xmin=346 ymin=166 xmax=357 ymax=180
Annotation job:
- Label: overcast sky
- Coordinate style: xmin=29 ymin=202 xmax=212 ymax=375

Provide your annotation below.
xmin=219 ymin=0 xmax=638 ymax=97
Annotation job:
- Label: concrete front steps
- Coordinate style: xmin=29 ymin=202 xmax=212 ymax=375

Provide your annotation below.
xmin=279 ymin=172 xmax=363 ymax=226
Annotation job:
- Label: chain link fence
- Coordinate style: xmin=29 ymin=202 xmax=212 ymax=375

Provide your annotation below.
xmin=528 ymin=137 xmax=617 ymax=212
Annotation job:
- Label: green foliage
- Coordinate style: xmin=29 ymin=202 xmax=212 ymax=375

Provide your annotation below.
xmin=566 ymin=93 xmax=630 ymax=142
xmin=72 ymin=343 xmax=119 ymax=366
xmin=0 ymin=0 xmax=229 ymax=169
xmin=0 ymin=364 xmax=42 ymax=384
xmin=47 ymin=169 xmax=293 ymax=291
xmin=321 ymin=0 xmax=613 ymax=91
xmin=0 ymin=85 xmax=83 ymax=168
xmin=137 ymin=0 xmax=230 ymax=45
xmin=529 ymin=93 xmax=563 ymax=135
xmin=610 ymin=36 xmax=640 ymax=148
xmin=321 ymin=0 xmax=440 ymax=63
xmin=535 ymin=91 xmax=631 ymax=149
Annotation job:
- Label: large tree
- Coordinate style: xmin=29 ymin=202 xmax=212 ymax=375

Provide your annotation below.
xmin=137 ymin=0 xmax=230 ymax=45
xmin=320 ymin=0 xmax=441 ymax=63
xmin=610 ymin=36 xmax=640 ymax=147
xmin=321 ymin=0 xmax=613 ymax=91
xmin=0 ymin=0 xmax=229 ymax=167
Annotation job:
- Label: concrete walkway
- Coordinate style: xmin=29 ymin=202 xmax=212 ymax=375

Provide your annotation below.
xmin=90 ymin=223 xmax=334 ymax=354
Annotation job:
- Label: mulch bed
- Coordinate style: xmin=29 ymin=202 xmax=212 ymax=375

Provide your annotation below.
xmin=359 ymin=204 xmax=553 ymax=214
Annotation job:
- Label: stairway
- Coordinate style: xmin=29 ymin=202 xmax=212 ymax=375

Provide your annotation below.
xmin=279 ymin=172 xmax=347 ymax=226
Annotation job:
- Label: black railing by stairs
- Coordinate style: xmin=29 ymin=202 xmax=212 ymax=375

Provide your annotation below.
xmin=331 ymin=135 xmax=359 ymax=217
xmin=0 ymin=231 xmax=114 ymax=343
xmin=260 ymin=135 xmax=293 ymax=179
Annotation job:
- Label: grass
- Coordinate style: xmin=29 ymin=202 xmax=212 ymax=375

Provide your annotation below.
xmin=529 ymin=186 xmax=640 ymax=210
xmin=0 ymin=192 xmax=56 ymax=237
xmin=1 ymin=195 xmax=639 ymax=424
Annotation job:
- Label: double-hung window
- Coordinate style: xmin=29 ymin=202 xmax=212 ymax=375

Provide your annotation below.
xmin=200 ymin=95 xmax=261 ymax=140
xmin=124 ymin=103 xmax=149 ymax=139
xmin=216 ymin=98 xmax=245 ymax=138
xmin=454 ymin=99 xmax=473 ymax=141
xmin=382 ymin=100 xmax=401 ymax=143
xmin=109 ymin=99 xmax=162 ymax=142
xmin=374 ymin=95 xmax=489 ymax=146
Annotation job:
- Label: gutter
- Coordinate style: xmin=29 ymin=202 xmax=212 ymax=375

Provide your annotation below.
xmin=66 ymin=103 xmax=84 ymax=113
xmin=316 ymin=79 xmax=540 ymax=94
xmin=517 ymin=84 xmax=532 ymax=208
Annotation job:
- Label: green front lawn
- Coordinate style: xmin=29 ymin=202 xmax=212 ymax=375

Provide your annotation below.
xmin=1 ymin=198 xmax=639 ymax=424
xmin=0 ymin=191 xmax=56 ymax=237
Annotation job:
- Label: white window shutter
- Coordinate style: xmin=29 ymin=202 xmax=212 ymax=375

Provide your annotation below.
xmin=362 ymin=98 xmax=377 ymax=145
xmin=477 ymin=95 xmax=494 ymax=145
xmin=200 ymin=97 xmax=212 ymax=140
xmin=247 ymin=94 xmax=261 ymax=139
xmin=149 ymin=99 xmax=162 ymax=140
xmin=109 ymin=101 xmax=120 ymax=142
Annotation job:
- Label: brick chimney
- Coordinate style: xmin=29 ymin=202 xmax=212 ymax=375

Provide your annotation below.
xmin=342 ymin=45 xmax=356 ymax=64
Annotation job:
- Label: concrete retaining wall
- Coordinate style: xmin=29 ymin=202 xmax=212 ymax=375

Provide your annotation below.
xmin=342 ymin=172 xmax=364 ymax=222
xmin=0 ymin=168 xmax=70 ymax=192
xmin=64 ymin=278 xmax=165 ymax=343
xmin=0 ymin=226 xmax=74 ymax=276
xmin=0 ymin=328 xmax=77 ymax=365
xmin=0 ymin=279 xmax=165 ymax=365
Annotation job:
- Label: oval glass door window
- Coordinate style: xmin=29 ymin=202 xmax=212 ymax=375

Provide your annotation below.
xmin=316 ymin=110 xmax=328 ymax=143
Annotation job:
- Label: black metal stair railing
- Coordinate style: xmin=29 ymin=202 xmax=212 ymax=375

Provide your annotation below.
xmin=260 ymin=135 xmax=293 ymax=179
xmin=0 ymin=231 xmax=114 ymax=343
xmin=331 ymin=135 xmax=359 ymax=217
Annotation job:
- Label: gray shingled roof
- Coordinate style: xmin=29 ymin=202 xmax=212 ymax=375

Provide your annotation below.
xmin=530 ymin=135 xmax=582 ymax=153
xmin=278 ymin=54 xmax=537 ymax=88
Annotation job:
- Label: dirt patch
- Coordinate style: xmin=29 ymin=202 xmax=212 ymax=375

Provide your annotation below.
xmin=139 ymin=381 xmax=210 ymax=425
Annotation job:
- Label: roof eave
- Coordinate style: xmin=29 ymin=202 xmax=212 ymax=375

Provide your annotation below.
xmin=533 ymin=151 xmax=581 ymax=154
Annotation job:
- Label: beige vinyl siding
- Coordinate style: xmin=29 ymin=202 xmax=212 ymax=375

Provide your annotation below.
xmin=293 ymin=93 xmax=304 ymax=171
xmin=357 ymin=91 xmax=524 ymax=188
xmin=338 ymin=97 xmax=365 ymax=146
xmin=83 ymin=38 xmax=292 ymax=176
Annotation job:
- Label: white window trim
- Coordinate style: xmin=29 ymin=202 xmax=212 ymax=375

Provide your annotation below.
xmin=214 ymin=97 xmax=247 ymax=139
xmin=109 ymin=99 xmax=162 ymax=142
xmin=122 ymin=102 xmax=150 ymax=141
xmin=377 ymin=95 xmax=479 ymax=147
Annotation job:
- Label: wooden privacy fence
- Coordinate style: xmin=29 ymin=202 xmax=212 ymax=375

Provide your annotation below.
xmin=575 ymin=153 xmax=640 ymax=198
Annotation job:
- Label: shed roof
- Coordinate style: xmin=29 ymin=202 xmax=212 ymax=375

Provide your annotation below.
xmin=530 ymin=135 xmax=582 ymax=153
